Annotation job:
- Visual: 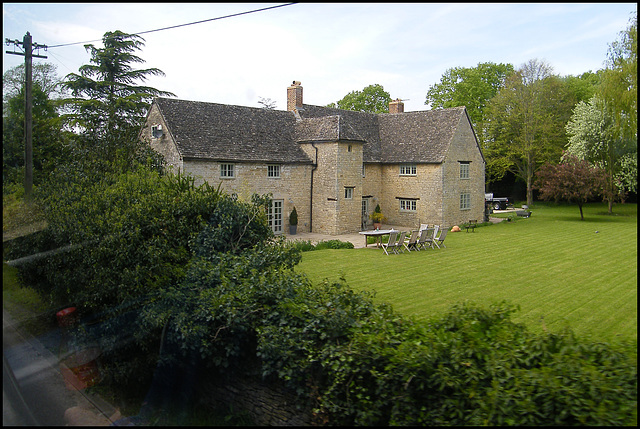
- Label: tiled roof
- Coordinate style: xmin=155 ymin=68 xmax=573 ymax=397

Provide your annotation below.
xmin=378 ymin=107 xmax=466 ymax=163
xmin=294 ymin=115 xmax=367 ymax=143
xmin=154 ymin=98 xmax=312 ymax=164
xmin=297 ymin=105 xmax=383 ymax=162
xmin=153 ymin=98 xmax=469 ymax=164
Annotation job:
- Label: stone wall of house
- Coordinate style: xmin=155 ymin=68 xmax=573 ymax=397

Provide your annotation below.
xmin=307 ymin=141 xmax=363 ymax=235
xmin=367 ymin=115 xmax=484 ymax=231
xmin=310 ymin=142 xmax=339 ymax=234
xmin=441 ymin=115 xmax=485 ymax=228
xmin=378 ymin=163 xmax=444 ymax=229
xmin=144 ymin=104 xmax=184 ymax=171
xmin=335 ymin=142 xmax=364 ymax=234
xmin=183 ymin=159 xmax=313 ymax=234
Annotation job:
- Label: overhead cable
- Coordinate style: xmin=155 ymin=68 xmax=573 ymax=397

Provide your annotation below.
xmin=47 ymin=3 xmax=297 ymax=49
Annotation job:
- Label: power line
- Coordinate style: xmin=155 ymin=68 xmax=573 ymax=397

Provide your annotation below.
xmin=47 ymin=3 xmax=297 ymax=49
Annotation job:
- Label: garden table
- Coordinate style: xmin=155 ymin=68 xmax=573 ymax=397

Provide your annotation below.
xmin=358 ymin=229 xmax=396 ymax=248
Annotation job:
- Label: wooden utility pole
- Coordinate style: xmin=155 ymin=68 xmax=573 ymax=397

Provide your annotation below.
xmin=5 ymin=32 xmax=47 ymax=203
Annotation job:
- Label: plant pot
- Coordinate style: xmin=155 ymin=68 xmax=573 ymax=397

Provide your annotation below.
xmin=373 ymin=222 xmax=382 ymax=230
xmin=289 ymin=225 xmax=297 ymax=235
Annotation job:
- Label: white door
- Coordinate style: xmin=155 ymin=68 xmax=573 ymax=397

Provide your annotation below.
xmin=269 ymin=200 xmax=283 ymax=234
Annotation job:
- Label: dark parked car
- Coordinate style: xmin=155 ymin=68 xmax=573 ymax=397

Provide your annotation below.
xmin=485 ymin=193 xmax=509 ymax=210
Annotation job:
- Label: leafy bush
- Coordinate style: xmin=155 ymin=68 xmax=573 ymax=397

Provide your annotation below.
xmin=2 ymin=182 xmax=46 ymax=234
xmin=287 ymin=239 xmax=316 ymax=252
xmin=287 ymin=239 xmax=354 ymax=252
xmin=314 ymin=240 xmax=354 ymax=250
xmin=14 ymin=168 xmax=275 ymax=387
xmin=309 ymin=302 xmax=637 ymax=426
xmin=19 ymin=169 xmax=273 ymax=313
xmin=3 ymin=227 xmax=62 ymax=261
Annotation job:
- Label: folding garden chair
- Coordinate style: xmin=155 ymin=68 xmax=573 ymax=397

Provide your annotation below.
xmin=381 ymin=231 xmax=398 ymax=255
xmin=404 ymin=230 xmax=420 ymax=252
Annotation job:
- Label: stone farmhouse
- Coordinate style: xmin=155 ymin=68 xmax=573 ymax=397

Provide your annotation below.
xmin=141 ymin=82 xmax=485 ymax=235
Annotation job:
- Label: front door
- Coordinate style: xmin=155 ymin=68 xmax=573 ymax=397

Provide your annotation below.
xmin=269 ymin=199 xmax=283 ymax=234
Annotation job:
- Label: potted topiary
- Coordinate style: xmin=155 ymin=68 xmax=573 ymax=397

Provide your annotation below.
xmin=370 ymin=204 xmax=386 ymax=229
xmin=289 ymin=206 xmax=298 ymax=235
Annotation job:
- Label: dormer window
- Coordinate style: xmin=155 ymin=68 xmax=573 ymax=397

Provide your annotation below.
xmin=151 ymin=124 xmax=163 ymax=139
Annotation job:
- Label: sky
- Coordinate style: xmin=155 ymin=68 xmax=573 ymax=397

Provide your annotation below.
xmin=3 ymin=3 xmax=637 ymax=112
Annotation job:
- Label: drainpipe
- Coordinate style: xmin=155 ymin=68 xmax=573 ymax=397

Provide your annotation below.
xmin=309 ymin=142 xmax=318 ymax=232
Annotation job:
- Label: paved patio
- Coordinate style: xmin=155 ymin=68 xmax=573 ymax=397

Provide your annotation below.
xmin=284 ymin=225 xmax=407 ymax=249
xmin=284 ymin=217 xmax=505 ymax=249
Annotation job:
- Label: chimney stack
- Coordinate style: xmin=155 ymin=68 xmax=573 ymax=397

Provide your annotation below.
xmin=287 ymin=81 xmax=303 ymax=111
xmin=389 ymin=98 xmax=404 ymax=114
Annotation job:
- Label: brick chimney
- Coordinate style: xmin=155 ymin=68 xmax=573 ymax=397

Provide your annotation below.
xmin=389 ymin=98 xmax=404 ymax=114
xmin=287 ymin=81 xmax=303 ymax=111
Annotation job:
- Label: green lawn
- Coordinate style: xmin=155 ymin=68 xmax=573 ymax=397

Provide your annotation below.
xmin=295 ymin=202 xmax=637 ymax=343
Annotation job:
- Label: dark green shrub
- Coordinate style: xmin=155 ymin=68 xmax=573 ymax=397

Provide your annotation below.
xmin=314 ymin=240 xmax=354 ymax=250
xmin=16 ymin=168 xmax=275 ymax=388
xmin=3 ymin=227 xmax=63 ymax=261
xmin=289 ymin=206 xmax=298 ymax=226
xmin=287 ymin=239 xmax=316 ymax=252
xmin=286 ymin=239 xmax=354 ymax=252
xmin=307 ymin=302 xmax=637 ymax=426
xmin=162 ymin=272 xmax=637 ymax=427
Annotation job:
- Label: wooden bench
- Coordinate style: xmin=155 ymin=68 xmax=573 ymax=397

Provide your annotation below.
xmin=465 ymin=220 xmax=478 ymax=232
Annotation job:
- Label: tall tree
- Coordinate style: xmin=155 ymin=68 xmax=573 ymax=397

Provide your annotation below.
xmin=565 ymin=95 xmax=636 ymax=213
xmin=327 ymin=84 xmax=391 ymax=113
xmin=3 ymin=85 xmax=67 ymax=186
xmin=561 ymin=71 xmax=602 ymax=107
xmin=425 ymin=62 xmax=515 ymax=146
xmin=535 ymin=154 xmax=607 ymax=220
xmin=484 ymin=59 xmax=573 ymax=206
xmin=61 ymin=30 xmax=175 ymax=167
xmin=599 ymin=12 xmax=637 ymax=142
xmin=2 ymin=64 xmax=68 ymax=187
xmin=3 ymin=62 xmax=66 ymax=116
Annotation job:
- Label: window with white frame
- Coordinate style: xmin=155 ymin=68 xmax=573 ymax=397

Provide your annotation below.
xmin=399 ymin=164 xmax=417 ymax=176
xmin=344 ymin=187 xmax=354 ymax=199
xmin=459 ymin=162 xmax=470 ymax=179
xmin=268 ymin=164 xmax=280 ymax=178
xmin=220 ymin=163 xmax=235 ymax=178
xmin=399 ymin=199 xmax=417 ymax=211
xmin=460 ymin=192 xmax=471 ymax=210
